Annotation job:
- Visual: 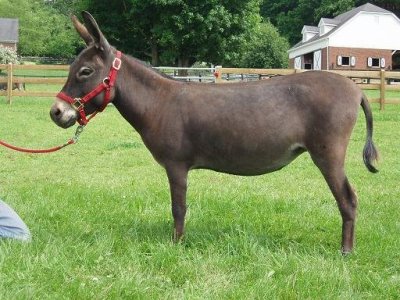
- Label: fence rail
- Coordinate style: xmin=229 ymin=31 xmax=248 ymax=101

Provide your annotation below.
xmin=1 ymin=63 xmax=400 ymax=109
xmin=0 ymin=64 xmax=70 ymax=103
xmin=154 ymin=66 xmax=216 ymax=82
xmin=21 ymin=56 xmax=74 ymax=65
xmin=214 ymin=67 xmax=400 ymax=109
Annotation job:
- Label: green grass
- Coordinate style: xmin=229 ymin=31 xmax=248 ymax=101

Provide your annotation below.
xmin=0 ymin=97 xmax=399 ymax=299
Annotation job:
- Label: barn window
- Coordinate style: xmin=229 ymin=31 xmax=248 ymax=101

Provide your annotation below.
xmin=367 ymin=57 xmax=381 ymax=68
xmin=341 ymin=56 xmax=350 ymax=66
xmin=337 ymin=56 xmax=353 ymax=67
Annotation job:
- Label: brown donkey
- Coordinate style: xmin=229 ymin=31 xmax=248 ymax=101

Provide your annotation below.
xmin=50 ymin=12 xmax=378 ymax=254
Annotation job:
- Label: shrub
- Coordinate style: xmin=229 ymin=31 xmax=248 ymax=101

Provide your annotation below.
xmin=241 ymin=22 xmax=289 ymax=69
xmin=0 ymin=46 xmax=19 ymax=64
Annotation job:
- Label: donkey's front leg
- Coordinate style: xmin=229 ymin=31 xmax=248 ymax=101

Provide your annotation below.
xmin=166 ymin=163 xmax=188 ymax=242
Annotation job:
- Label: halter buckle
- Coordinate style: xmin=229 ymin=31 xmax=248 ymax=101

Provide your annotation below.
xmin=72 ymin=98 xmax=84 ymax=111
xmin=103 ymin=77 xmax=110 ymax=87
xmin=113 ymin=57 xmax=121 ymax=70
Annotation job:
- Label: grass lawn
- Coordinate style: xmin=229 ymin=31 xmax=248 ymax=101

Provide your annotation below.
xmin=0 ymin=95 xmax=399 ymax=299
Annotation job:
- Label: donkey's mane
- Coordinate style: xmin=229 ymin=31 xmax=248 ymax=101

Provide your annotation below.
xmin=126 ymin=54 xmax=181 ymax=82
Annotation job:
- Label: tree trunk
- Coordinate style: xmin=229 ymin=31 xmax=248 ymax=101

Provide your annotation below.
xmin=177 ymin=56 xmax=190 ymax=76
xmin=151 ymin=42 xmax=159 ymax=67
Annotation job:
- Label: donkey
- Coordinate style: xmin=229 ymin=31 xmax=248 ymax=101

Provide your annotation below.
xmin=50 ymin=12 xmax=378 ymax=254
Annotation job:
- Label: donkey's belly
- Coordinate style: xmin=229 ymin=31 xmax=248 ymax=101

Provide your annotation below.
xmin=193 ymin=143 xmax=306 ymax=176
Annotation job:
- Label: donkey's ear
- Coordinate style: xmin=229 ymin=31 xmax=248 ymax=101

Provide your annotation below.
xmin=81 ymin=11 xmax=110 ymax=52
xmin=71 ymin=15 xmax=93 ymax=46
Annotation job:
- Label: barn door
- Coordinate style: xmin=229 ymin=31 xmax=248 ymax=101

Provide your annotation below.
xmin=313 ymin=50 xmax=322 ymax=70
xmin=294 ymin=57 xmax=302 ymax=70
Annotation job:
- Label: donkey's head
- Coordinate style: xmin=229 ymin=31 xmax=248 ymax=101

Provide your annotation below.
xmin=50 ymin=12 xmax=119 ymax=128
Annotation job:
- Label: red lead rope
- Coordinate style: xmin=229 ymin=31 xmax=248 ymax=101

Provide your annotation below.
xmin=0 ymin=125 xmax=85 ymax=154
xmin=0 ymin=139 xmax=74 ymax=153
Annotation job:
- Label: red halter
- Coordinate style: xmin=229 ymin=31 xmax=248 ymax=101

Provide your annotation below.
xmin=56 ymin=51 xmax=122 ymax=125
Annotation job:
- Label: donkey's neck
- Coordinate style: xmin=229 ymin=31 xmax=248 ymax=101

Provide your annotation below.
xmin=112 ymin=54 xmax=179 ymax=132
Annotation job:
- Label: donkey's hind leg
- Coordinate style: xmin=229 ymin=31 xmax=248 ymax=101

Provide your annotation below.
xmin=310 ymin=153 xmax=358 ymax=254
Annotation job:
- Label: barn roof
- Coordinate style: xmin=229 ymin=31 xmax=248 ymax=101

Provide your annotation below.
xmin=0 ymin=18 xmax=19 ymax=43
xmin=290 ymin=3 xmax=393 ymax=51
xmin=334 ymin=2 xmax=390 ymax=22
xmin=302 ymin=26 xmax=319 ymax=33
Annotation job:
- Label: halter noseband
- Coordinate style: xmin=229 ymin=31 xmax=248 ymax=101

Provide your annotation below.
xmin=56 ymin=50 xmax=122 ymax=125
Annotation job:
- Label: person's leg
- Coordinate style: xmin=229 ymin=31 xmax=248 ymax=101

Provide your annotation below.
xmin=0 ymin=199 xmax=31 ymax=241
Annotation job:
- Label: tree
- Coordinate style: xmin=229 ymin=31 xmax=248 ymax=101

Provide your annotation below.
xmin=315 ymin=0 xmax=356 ymax=21
xmin=154 ymin=0 xmax=262 ymax=68
xmin=261 ymin=0 xmax=323 ymax=45
xmin=241 ymin=22 xmax=289 ymax=68
xmin=0 ymin=0 xmax=80 ymax=57
xmin=82 ymin=0 xmax=262 ymax=67
xmin=44 ymin=0 xmax=89 ymax=15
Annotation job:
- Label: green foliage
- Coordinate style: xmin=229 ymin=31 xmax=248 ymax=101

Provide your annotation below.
xmin=0 ymin=46 xmax=19 ymax=64
xmin=45 ymin=0 xmax=89 ymax=15
xmin=1 ymin=0 xmax=398 ymax=62
xmin=40 ymin=13 xmax=80 ymax=58
xmin=262 ymin=0 xmax=324 ymax=45
xmin=241 ymin=22 xmax=289 ymax=68
xmin=82 ymin=0 xmax=262 ymax=67
xmin=315 ymin=0 xmax=357 ymax=20
xmin=158 ymin=0 xmax=262 ymax=67
xmin=0 ymin=0 xmax=81 ymax=57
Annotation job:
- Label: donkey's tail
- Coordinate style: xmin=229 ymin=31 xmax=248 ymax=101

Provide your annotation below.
xmin=360 ymin=94 xmax=379 ymax=173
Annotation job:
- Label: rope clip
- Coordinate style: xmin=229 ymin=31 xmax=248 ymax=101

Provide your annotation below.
xmin=72 ymin=125 xmax=85 ymax=143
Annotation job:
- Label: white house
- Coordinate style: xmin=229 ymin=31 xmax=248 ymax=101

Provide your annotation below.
xmin=288 ymin=3 xmax=400 ymax=71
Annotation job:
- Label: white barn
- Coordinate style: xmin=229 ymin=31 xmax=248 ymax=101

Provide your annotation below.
xmin=0 ymin=18 xmax=19 ymax=51
xmin=288 ymin=3 xmax=400 ymax=71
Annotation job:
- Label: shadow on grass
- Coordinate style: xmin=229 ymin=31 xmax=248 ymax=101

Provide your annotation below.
xmin=120 ymin=216 xmax=340 ymax=255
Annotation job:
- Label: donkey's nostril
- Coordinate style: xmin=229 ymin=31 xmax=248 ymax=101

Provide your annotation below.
xmin=50 ymin=105 xmax=63 ymax=120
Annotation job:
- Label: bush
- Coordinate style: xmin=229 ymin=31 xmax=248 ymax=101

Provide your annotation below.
xmin=0 ymin=46 xmax=19 ymax=64
xmin=241 ymin=22 xmax=289 ymax=69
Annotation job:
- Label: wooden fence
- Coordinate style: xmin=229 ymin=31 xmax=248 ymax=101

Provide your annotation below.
xmin=214 ymin=67 xmax=400 ymax=110
xmin=1 ymin=63 xmax=400 ymax=109
xmin=0 ymin=64 xmax=69 ymax=104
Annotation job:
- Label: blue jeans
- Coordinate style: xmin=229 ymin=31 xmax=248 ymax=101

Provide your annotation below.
xmin=0 ymin=199 xmax=31 ymax=241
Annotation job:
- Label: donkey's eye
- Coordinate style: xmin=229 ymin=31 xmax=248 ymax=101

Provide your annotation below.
xmin=78 ymin=66 xmax=94 ymax=78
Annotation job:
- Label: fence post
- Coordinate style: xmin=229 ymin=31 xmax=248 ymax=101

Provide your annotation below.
xmin=380 ymin=69 xmax=385 ymax=110
xmin=214 ymin=66 xmax=222 ymax=83
xmin=7 ymin=63 xmax=13 ymax=104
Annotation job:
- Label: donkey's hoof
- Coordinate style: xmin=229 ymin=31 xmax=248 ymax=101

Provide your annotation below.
xmin=341 ymin=249 xmax=352 ymax=256
xmin=172 ymin=232 xmax=185 ymax=244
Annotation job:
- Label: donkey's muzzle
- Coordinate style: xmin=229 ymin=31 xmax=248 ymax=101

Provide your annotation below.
xmin=50 ymin=100 xmax=78 ymax=129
